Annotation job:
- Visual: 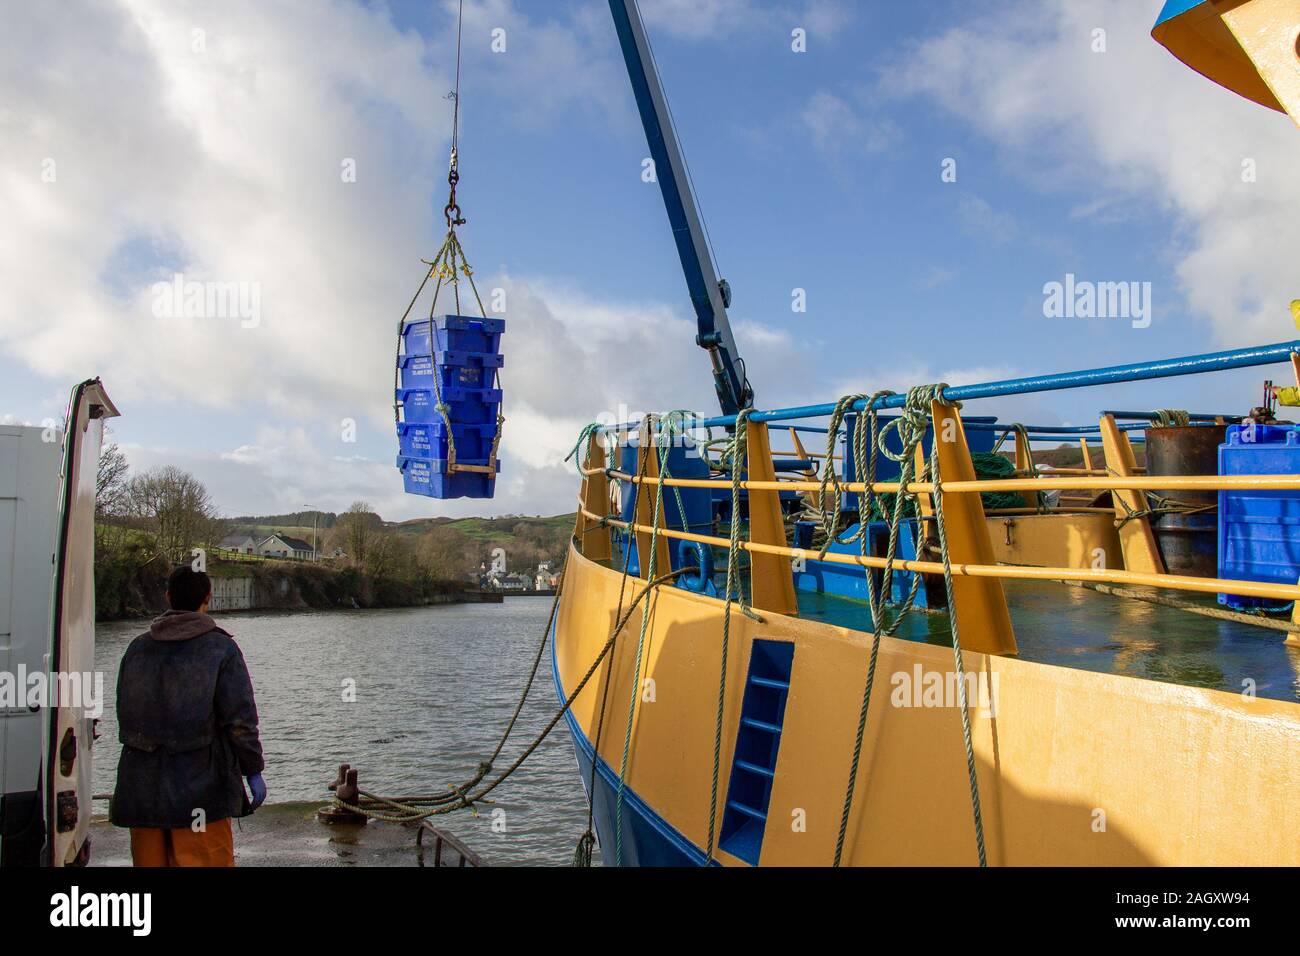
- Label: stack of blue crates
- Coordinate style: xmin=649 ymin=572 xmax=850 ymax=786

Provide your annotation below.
xmin=1218 ymin=424 xmax=1300 ymax=610
xmin=395 ymin=314 xmax=504 ymax=499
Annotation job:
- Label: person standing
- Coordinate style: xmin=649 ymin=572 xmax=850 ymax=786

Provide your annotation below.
xmin=110 ymin=566 xmax=267 ymax=866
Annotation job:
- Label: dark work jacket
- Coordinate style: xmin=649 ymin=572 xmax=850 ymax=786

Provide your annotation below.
xmin=110 ymin=611 xmax=264 ymax=829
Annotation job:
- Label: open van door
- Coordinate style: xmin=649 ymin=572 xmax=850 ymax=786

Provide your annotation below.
xmin=42 ymin=379 xmax=118 ymax=866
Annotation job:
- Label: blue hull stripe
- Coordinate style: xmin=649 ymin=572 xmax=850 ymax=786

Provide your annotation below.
xmin=550 ymin=623 xmax=712 ymax=866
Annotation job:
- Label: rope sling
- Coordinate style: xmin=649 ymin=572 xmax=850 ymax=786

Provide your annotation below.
xmin=392 ymin=0 xmax=503 ymax=477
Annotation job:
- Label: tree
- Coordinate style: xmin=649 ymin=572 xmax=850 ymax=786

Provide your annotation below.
xmin=338 ymin=501 xmax=376 ymax=567
xmin=96 ymin=429 xmax=130 ymax=518
xmin=126 ymin=465 xmax=219 ymax=564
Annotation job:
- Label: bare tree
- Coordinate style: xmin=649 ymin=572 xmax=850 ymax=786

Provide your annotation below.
xmin=338 ymin=500 xmax=375 ymax=567
xmin=96 ymin=429 xmax=130 ymax=518
xmin=126 ymin=465 xmax=219 ymax=564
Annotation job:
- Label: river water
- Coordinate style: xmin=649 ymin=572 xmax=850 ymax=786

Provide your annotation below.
xmin=93 ymin=598 xmax=594 ymax=866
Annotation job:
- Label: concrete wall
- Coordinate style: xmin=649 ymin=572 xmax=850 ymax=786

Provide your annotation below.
xmin=210 ymin=576 xmax=255 ymax=611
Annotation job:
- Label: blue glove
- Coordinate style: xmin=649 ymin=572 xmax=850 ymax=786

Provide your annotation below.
xmin=246 ymin=773 xmax=267 ymax=811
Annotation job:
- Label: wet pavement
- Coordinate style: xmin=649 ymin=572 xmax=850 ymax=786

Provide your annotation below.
xmin=90 ymin=801 xmax=467 ymax=867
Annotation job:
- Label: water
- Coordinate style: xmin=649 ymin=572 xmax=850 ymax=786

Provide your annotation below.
xmin=94 ymin=598 xmax=593 ymax=866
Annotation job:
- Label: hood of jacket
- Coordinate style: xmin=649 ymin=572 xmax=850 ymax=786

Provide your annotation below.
xmin=149 ymin=610 xmax=229 ymax=643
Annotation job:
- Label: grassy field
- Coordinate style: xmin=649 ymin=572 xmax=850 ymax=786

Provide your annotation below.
xmin=389 ymin=514 xmax=574 ymax=539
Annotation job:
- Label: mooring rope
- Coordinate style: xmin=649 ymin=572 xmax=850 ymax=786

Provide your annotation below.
xmin=331 ymin=561 xmax=689 ymax=825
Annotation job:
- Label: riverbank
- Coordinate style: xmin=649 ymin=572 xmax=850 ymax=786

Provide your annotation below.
xmin=96 ymin=554 xmax=498 ymax=621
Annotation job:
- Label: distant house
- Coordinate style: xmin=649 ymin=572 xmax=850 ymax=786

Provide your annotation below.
xmin=535 ymin=562 xmax=558 ymax=592
xmin=258 ymin=533 xmax=315 ymax=560
xmin=218 ymin=534 xmax=259 ymax=554
xmin=487 ymin=571 xmax=531 ymax=591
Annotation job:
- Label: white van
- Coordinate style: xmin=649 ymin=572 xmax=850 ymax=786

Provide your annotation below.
xmin=0 ymin=380 xmax=117 ymax=866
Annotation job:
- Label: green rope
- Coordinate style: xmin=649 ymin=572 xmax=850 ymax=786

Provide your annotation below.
xmin=334 ymin=564 xmax=689 ymax=828
xmin=570 ymin=423 xmax=637 ymax=867
xmin=925 ymin=391 xmax=988 ymax=868
xmin=705 ymin=408 xmax=754 ymax=863
xmin=1152 ymin=408 xmax=1191 ymax=428
xmin=569 ymin=412 xmax=705 ymax=865
xmin=614 ymin=415 xmax=671 ymax=865
xmin=832 ymin=388 xmax=932 ymax=866
xmin=831 ymin=385 xmax=987 ymax=867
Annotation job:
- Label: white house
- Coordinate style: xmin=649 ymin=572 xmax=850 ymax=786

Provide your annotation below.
xmin=258 ymin=533 xmax=315 ymax=560
xmin=217 ymin=534 xmax=259 ymax=554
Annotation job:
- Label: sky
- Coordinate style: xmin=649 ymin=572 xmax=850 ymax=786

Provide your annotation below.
xmin=2 ymin=0 xmax=1298 ymax=521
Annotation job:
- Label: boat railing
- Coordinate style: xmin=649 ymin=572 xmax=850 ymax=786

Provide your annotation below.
xmin=571 ymin=340 xmax=1300 ymax=655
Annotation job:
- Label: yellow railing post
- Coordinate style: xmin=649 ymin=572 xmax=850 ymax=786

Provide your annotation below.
xmin=1099 ymin=414 xmax=1166 ymax=574
xmin=747 ymin=421 xmax=798 ymax=615
xmin=634 ymin=419 xmax=672 ymax=580
xmin=931 ymin=403 xmax=1018 ymax=656
xmin=573 ymin=435 xmax=612 ymax=562
xmin=1079 ymin=438 xmax=1094 ymax=472
xmin=789 ymin=427 xmax=825 ymax=510
xmin=1013 ymin=427 xmax=1038 ymax=508
xmin=913 ymin=443 xmax=934 ymax=522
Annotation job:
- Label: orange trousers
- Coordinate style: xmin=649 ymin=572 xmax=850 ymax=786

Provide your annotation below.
xmin=130 ymin=817 xmax=235 ymax=867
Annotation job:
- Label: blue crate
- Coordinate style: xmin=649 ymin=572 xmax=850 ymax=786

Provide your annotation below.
xmin=397 ymin=455 xmax=499 ymax=499
xmin=397 ymin=350 xmax=503 ymax=390
xmin=397 ymin=421 xmax=498 ymax=461
xmin=395 ymin=386 xmax=502 ymax=425
xmin=1218 ymin=424 xmax=1300 ymax=611
xmin=401 ymin=315 xmax=505 ymax=357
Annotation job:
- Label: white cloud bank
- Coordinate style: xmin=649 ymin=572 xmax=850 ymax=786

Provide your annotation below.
xmin=0 ymin=0 xmax=724 ymax=520
xmin=886 ymin=0 xmax=1300 ymax=347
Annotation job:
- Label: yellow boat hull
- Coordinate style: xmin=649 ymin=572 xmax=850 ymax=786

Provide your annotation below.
xmin=554 ymin=540 xmax=1300 ymax=866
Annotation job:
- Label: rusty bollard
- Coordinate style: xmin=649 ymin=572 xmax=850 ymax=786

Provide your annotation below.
xmin=317 ymin=763 xmax=368 ymax=825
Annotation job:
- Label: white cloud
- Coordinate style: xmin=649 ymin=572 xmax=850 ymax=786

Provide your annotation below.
xmin=954 ymin=194 xmax=1019 ymax=246
xmin=801 ymin=90 xmax=896 ymax=158
xmin=0 ymin=0 xmax=712 ymax=520
xmin=639 ymin=0 xmax=761 ymax=41
xmin=450 ymin=0 xmax=626 ymax=126
xmin=640 ymin=0 xmax=853 ymax=43
xmin=886 ymin=0 xmax=1300 ymax=346
xmin=0 ymin=0 xmax=446 ymax=427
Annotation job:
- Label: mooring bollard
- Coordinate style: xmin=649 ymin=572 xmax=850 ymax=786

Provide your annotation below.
xmin=317 ymin=763 xmax=368 ymax=825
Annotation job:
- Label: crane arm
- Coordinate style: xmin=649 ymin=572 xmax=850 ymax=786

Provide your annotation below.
xmin=608 ymin=0 xmax=753 ymax=415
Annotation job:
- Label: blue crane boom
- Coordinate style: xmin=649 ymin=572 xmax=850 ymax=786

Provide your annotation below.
xmin=608 ymin=0 xmax=753 ymax=415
